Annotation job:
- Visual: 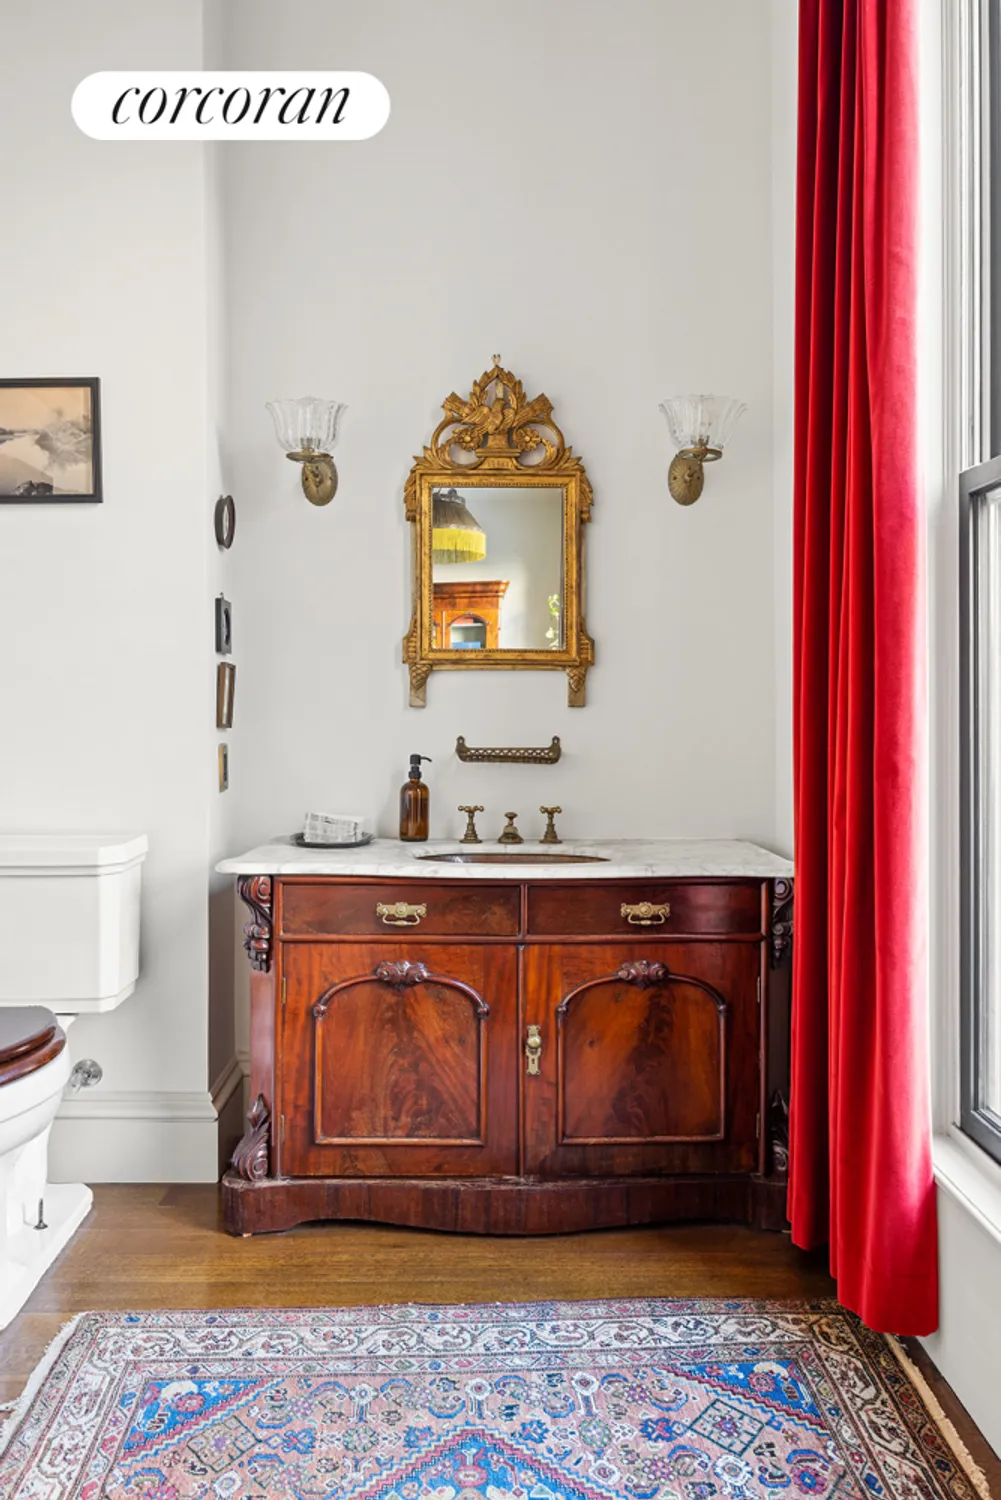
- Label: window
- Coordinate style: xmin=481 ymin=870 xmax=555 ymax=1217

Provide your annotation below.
xmin=961 ymin=461 xmax=1001 ymax=1159
xmin=959 ymin=0 xmax=1001 ymax=1163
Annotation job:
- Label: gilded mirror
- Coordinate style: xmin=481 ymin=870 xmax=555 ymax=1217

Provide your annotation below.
xmin=403 ymin=361 xmax=594 ymax=706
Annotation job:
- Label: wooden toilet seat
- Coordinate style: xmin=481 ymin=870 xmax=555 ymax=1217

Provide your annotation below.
xmin=0 ymin=1007 xmax=66 ymax=1089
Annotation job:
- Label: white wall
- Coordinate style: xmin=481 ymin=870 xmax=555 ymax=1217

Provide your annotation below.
xmin=220 ymin=0 xmax=783 ymax=863
xmin=770 ymin=0 xmax=798 ymax=857
xmin=0 ymin=0 xmax=222 ymax=1180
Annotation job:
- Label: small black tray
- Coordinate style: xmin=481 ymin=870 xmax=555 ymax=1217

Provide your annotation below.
xmin=291 ymin=831 xmax=374 ymax=850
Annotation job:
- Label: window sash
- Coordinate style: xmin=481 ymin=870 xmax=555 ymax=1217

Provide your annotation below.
xmin=960 ymin=453 xmax=1001 ymax=1162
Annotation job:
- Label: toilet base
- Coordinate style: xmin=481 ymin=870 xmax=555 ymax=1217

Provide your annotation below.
xmin=0 ymin=1181 xmax=92 ymax=1330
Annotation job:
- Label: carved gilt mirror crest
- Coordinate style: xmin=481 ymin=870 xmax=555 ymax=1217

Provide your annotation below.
xmin=403 ymin=361 xmax=594 ymax=707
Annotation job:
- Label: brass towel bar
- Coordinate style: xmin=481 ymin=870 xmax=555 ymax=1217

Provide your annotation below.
xmin=455 ymin=736 xmax=562 ymax=765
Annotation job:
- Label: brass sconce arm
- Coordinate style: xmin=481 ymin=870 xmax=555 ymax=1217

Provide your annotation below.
xmin=667 ymin=439 xmax=722 ymax=506
xmin=286 ymin=449 xmax=338 ymax=506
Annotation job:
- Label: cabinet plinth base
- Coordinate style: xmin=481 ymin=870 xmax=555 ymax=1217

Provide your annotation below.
xmin=222 ymin=1172 xmax=788 ymax=1237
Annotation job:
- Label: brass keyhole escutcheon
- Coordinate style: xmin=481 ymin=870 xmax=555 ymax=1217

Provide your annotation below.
xmin=525 ymin=1024 xmax=542 ymax=1075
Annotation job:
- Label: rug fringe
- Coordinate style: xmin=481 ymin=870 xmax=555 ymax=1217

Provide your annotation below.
xmin=885 ymin=1335 xmax=994 ymax=1500
xmin=0 ymin=1311 xmax=87 ymax=1458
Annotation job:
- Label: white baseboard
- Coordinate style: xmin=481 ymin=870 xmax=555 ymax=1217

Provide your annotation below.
xmin=48 ymin=1057 xmax=247 ymax=1184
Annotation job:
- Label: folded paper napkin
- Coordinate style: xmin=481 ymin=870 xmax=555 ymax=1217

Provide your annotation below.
xmin=302 ymin=811 xmax=366 ymax=845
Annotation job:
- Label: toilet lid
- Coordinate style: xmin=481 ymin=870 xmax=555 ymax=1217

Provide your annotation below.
xmin=0 ymin=1006 xmax=66 ymax=1087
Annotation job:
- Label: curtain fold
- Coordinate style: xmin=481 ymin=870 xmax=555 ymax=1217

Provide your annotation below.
xmin=790 ymin=0 xmax=938 ymax=1334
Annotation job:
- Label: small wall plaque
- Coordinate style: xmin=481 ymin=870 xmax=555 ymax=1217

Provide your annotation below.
xmin=216 ymin=662 xmax=235 ymax=729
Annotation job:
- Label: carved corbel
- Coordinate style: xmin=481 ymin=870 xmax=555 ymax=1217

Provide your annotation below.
xmin=616 ymin=960 xmax=670 ymax=988
xmin=770 ymin=878 xmax=793 ymax=967
xmin=231 ymin=1094 xmax=270 ymax=1181
xmin=768 ymin=1089 xmax=789 ymax=1178
xmin=238 ymin=874 xmax=273 ymax=972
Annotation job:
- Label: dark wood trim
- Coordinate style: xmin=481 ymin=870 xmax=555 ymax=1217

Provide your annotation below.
xmin=275 ymin=932 xmax=768 ymax=946
xmin=222 ymin=1171 xmax=784 ymax=1237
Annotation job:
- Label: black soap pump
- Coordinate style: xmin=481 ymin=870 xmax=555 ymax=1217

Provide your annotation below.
xmin=399 ymin=754 xmax=432 ymax=841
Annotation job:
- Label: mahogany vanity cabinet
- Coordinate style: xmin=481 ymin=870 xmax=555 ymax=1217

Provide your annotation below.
xmin=224 ymin=873 xmax=794 ymax=1236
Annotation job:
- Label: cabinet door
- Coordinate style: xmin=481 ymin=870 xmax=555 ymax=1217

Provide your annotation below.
xmin=280 ymin=942 xmax=517 ymax=1177
xmin=522 ymin=943 xmax=760 ymax=1177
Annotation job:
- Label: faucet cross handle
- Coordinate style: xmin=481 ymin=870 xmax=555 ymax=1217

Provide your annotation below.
xmin=540 ymin=806 xmax=563 ymax=845
xmin=458 ymin=805 xmax=484 ymax=844
xmin=498 ymin=812 xmax=524 ymax=845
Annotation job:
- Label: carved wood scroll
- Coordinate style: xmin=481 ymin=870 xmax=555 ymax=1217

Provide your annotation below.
xmin=556 ymin=960 xmax=728 ymax=1015
xmin=231 ymin=1094 xmax=270 ymax=1181
xmin=238 ymin=875 xmax=273 ymax=973
xmin=313 ymin=961 xmax=491 ymax=1019
xmin=770 ymin=878 xmax=794 ymax=968
xmin=768 ymin=1089 xmax=790 ymax=1178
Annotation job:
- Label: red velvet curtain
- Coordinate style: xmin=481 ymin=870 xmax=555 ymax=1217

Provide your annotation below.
xmin=790 ymin=0 xmax=938 ymax=1334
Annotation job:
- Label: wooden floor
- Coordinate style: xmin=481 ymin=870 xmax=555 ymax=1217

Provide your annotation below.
xmin=0 ymin=1184 xmax=997 ymax=1492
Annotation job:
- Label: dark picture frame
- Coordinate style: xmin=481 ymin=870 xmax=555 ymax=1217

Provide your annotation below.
xmin=216 ymin=662 xmax=235 ymax=730
xmin=214 ymin=493 xmax=236 ymax=548
xmin=215 ymin=594 xmax=232 ymax=655
xmin=0 ymin=378 xmax=102 ymax=503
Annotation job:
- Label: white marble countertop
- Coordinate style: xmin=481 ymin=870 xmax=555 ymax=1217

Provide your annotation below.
xmin=217 ymin=837 xmax=793 ymax=880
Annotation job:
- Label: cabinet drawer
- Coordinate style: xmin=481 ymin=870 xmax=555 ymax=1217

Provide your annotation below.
xmin=526 ymin=881 xmax=762 ymax=937
xmin=280 ymin=880 xmax=521 ymax=937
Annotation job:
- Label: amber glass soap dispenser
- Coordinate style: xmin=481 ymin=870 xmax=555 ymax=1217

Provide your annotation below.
xmin=399 ymin=754 xmax=432 ymax=841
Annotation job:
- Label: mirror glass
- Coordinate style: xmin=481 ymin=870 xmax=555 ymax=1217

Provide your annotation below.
xmin=431 ymin=485 xmax=564 ymax=652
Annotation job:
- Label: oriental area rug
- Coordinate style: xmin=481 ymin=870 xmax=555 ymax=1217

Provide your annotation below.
xmin=0 ymin=1299 xmax=987 ymax=1500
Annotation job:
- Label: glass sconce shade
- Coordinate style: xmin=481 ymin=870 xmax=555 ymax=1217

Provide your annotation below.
xmin=267 ymin=397 xmax=345 ymax=506
xmin=266 ymin=397 xmax=346 ymax=455
xmin=432 ymin=487 xmax=487 ymax=563
xmin=659 ymin=394 xmax=747 ymax=458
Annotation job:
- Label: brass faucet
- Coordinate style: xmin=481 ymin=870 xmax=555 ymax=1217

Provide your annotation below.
xmin=540 ymin=807 xmax=562 ymax=844
xmin=498 ymin=812 xmax=524 ymax=844
xmin=458 ymin=805 xmax=483 ymax=844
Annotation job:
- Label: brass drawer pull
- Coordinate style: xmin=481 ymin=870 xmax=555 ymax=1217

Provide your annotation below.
xmin=525 ymin=1024 xmax=542 ymax=1075
xmin=376 ymin=901 xmax=427 ymax=927
xmin=621 ymin=901 xmax=671 ymax=926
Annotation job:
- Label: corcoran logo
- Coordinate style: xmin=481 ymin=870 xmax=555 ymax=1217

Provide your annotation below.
xmin=72 ymin=71 xmax=390 ymax=141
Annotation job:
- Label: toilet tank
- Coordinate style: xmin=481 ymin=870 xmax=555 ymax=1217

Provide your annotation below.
xmin=0 ymin=835 xmax=148 ymax=1012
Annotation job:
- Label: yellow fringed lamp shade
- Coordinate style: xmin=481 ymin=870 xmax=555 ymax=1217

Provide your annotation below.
xmin=432 ymin=488 xmax=487 ymax=564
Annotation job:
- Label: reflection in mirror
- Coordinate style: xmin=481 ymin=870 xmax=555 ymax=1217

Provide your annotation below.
xmin=431 ymin=486 xmax=564 ymax=651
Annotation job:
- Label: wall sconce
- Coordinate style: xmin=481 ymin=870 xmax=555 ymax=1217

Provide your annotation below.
xmin=659 ymin=394 xmax=747 ymax=505
xmin=266 ymin=397 xmax=346 ymax=506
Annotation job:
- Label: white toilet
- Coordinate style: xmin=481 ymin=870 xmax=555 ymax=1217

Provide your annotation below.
xmin=0 ymin=833 xmax=147 ymax=1328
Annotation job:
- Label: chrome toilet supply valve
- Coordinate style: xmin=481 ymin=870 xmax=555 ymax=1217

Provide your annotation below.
xmin=67 ymin=1058 xmax=103 ymax=1094
xmin=458 ymin=805 xmax=484 ymax=844
xmin=540 ymin=806 xmax=562 ymax=845
xmin=498 ymin=812 xmax=523 ymax=845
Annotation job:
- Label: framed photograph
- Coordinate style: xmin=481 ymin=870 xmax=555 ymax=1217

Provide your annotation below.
xmin=215 ymin=594 xmax=232 ymax=655
xmin=218 ymin=743 xmax=229 ymax=792
xmin=0 ymin=378 xmax=101 ymax=503
xmin=216 ymin=662 xmax=235 ymax=729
